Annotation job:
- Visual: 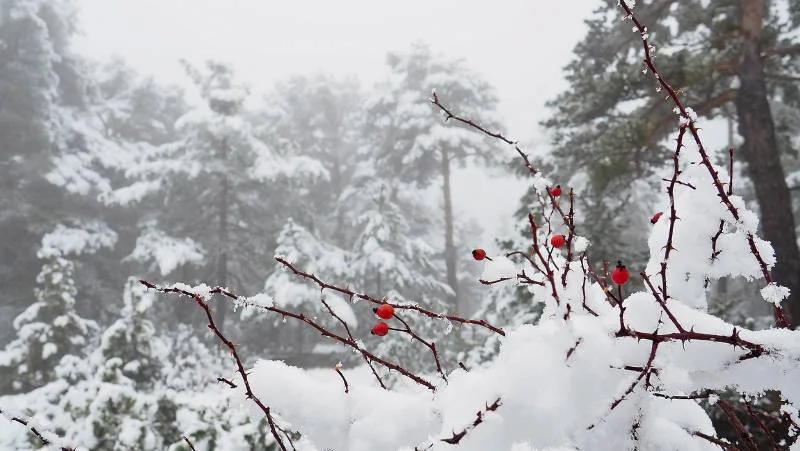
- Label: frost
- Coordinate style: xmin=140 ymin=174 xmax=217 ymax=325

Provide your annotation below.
xmin=125 ymin=227 xmax=205 ymax=276
xmin=480 ymin=256 xmax=518 ymax=283
xmin=761 ymin=283 xmax=790 ymax=306
xmin=38 ymin=222 xmax=118 ymax=258
xmin=572 ymin=236 xmax=590 ymax=253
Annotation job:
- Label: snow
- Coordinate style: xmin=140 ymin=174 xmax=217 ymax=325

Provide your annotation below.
xmin=41 ymin=343 xmax=57 ymax=360
xmin=761 ymin=283 xmax=791 ymax=307
xmin=231 ymin=115 xmax=800 ymax=450
xmin=126 ymin=226 xmax=205 ymax=276
xmin=248 ymin=360 xmax=440 ymax=451
xmin=572 ymin=236 xmax=590 ymax=253
xmin=479 ymin=256 xmax=518 ymax=284
xmin=38 ymin=222 xmax=118 ymax=258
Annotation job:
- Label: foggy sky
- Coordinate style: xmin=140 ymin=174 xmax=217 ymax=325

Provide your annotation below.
xmin=74 ymin=0 xmax=598 ymax=247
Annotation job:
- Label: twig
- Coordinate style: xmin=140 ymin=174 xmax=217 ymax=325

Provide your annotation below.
xmin=440 ymin=398 xmax=502 ymax=445
xmin=182 ymin=435 xmax=198 ymax=451
xmin=276 ymin=257 xmax=505 ymax=336
xmin=430 ymin=91 xmax=538 ymax=175
xmin=140 ymin=281 xmax=289 ymax=451
xmin=0 ymin=406 xmax=77 ymax=451
xmin=334 ymin=363 xmax=349 ymax=394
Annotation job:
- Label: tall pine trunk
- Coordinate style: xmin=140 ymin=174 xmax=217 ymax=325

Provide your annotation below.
xmin=441 ymin=148 xmax=459 ymax=314
xmin=736 ymin=0 xmax=800 ymax=327
xmin=216 ymin=138 xmax=230 ymax=330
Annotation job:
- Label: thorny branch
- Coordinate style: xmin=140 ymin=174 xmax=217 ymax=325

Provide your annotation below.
xmin=0 ymin=406 xmax=77 ymax=451
xmin=617 ymin=0 xmax=790 ymax=328
xmin=440 ymin=398 xmax=503 ymax=445
xmin=139 ymin=280 xmax=290 ymax=451
xmin=141 ymin=280 xmax=434 ymax=390
xmin=430 ymin=91 xmax=538 ymax=175
xmin=182 ymin=435 xmax=198 ymax=451
xmin=114 ymin=3 xmax=800 ymax=450
xmin=430 ymin=3 xmax=791 ymax=447
xmin=276 ymin=257 xmax=505 ymax=337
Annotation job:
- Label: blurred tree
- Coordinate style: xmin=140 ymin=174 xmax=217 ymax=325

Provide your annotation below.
xmin=257 ymin=74 xmax=364 ymax=245
xmin=364 ymin=42 xmax=504 ymax=314
xmin=344 ymin=168 xmax=457 ymax=375
xmin=254 ymin=219 xmax=355 ymax=364
xmin=0 ymin=0 xmax=82 ymax=315
xmin=113 ymin=61 xmax=326 ymax=332
xmin=0 ymin=252 xmax=98 ymax=395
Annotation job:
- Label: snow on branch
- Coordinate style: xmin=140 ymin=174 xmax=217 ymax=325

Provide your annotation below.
xmin=0 ymin=406 xmax=77 ymax=451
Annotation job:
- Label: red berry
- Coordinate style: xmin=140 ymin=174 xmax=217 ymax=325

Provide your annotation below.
xmin=650 ymin=212 xmax=663 ymax=224
xmin=550 ymin=234 xmax=566 ymax=249
xmin=472 ymin=248 xmax=487 ymax=261
xmin=376 ymin=303 xmax=394 ymax=320
xmin=550 ymin=185 xmax=562 ymax=197
xmin=611 ymin=261 xmax=630 ymax=285
xmin=371 ymin=322 xmax=389 ymax=336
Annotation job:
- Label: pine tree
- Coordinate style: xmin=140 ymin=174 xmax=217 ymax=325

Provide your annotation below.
xmin=116 ymin=60 xmax=326 ymax=332
xmin=97 ymin=278 xmax=163 ymax=390
xmin=256 ymin=219 xmax=355 ymax=365
xmin=364 ymin=42 xmax=504 ymax=314
xmin=344 ymin=165 xmax=455 ymax=375
xmin=257 ymin=73 xmax=364 ymax=245
xmin=0 ymin=252 xmax=98 ymax=395
xmin=540 ymin=0 xmax=800 ymax=324
xmin=0 ymin=0 xmax=82 ymax=314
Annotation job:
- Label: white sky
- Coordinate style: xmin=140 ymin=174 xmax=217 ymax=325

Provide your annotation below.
xmin=74 ymin=0 xmax=599 ymax=248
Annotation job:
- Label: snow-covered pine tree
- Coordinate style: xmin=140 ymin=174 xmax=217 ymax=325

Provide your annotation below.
xmin=0 ymin=0 xmax=86 ymax=325
xmin=539 ymin=0 xmax=800 ymax=326
xmin=0 ymin=277 xmax=281 ymax=450
xmin=74 ymin=277 xmax=166 ymax=449
xmin=364 ymin=42 xmax=504 ymax=314
xmin=0 ymin=250 xmax=98 ymax=395
xmin=343 ymin=164 xmax=456 ymax=376
xmin=256 ymin=73 xmax=364 ymax=246
xmin=255 ymin=219 xmax=356 ymax=367
xmin=97 ymin=278 xmax=163 ymax=390
xmin=115 ymin=60 xmax=326 ymax=332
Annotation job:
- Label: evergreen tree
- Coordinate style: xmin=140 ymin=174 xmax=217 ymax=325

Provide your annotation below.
xmin=344 ymin=164 xmax=456 ymax=375
xmin=0 ymin=252 xmax=98 ymax=394
xmin=364 ymin=42 xmax=504 ymax=314
xmin=0 ymin=0 xmax=82 ymax=314
xmin=254 ymin=219 xmax=355 ymax=366
xmin=115 ymin=60 xmax=326 ymax=332
xmin=347 ymin=177 xmax=451 ymax=302
xmin=540 ymin=0 xmax=800 ymax=324
xmin=257 ymin=74 xmax=364 ymax=245
xmin=97 ymin=278 xmax=163 ymax=391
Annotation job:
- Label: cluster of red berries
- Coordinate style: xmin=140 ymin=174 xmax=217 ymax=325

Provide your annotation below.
xmin=471 ymin=183 xmax=633 ymax=287
xmin=370 ymin=303 xmax=395 ymax=337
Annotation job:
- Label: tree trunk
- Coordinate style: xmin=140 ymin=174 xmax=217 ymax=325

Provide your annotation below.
xmin=736 ymin=0 xmax=800 ymax=327
xmin=216 ymin=139 xmax=230 ymax=330
xmin=441 ymin=149 xmax=459 ymax=314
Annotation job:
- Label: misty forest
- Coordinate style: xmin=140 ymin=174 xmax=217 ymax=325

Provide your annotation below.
xmin=2 ymin=0 xmax=800 ymax=450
